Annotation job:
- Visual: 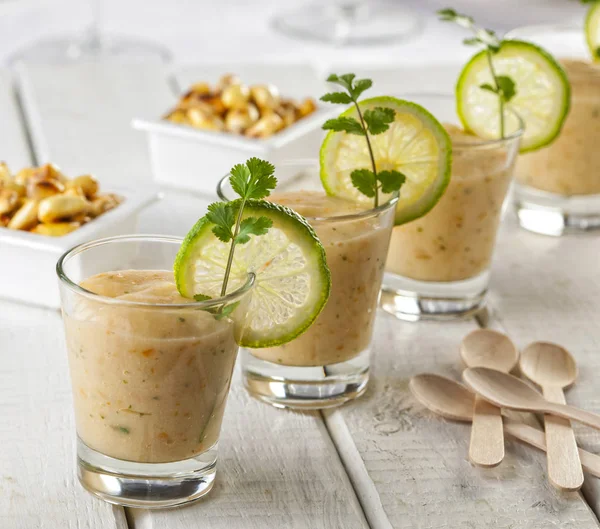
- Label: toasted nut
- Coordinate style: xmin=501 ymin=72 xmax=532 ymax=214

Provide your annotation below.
xmin=297 ymin=97 xmax=317 ymax=118
xmin=67 ymin=175 xmax=98 ymax=199
xmin=32 ymin=222 xmax=80 ymax=237
xmin=27 ymin=174 xmax=65 ymax=201
xmin=90 ymin=194 xmax=121 ymax=217
xmin=8 ymin=200 xmax=39 ymax=230
xmin=221 ymin=84 xmax=250 ymax=110
xmin=245 ymin=113 xmax=285 ymax=138
xmin=198 ymin=94 xmax=227 ymax=115
xmin=0 ymin=214 xmax=10 ymax=227
xmin=2 ymin=181 xmax=26 ymax=197
xmin=250 ymin=84 xmax=280 ymax=110
xmin=0 ymin=188 xmax=20 ymax=215
xmin=217 ymin=74 xmax=241 ymax=91
xmin=188 ymin=108 xmax=224 ymax=131
xmin=14 ymin=167 xmax=37 ymax=186
xmin=224 ymin=104 xmax=260 ymax=133
xmin=38 ymin=195 xmax=89 ymax=223
xmin=276 ymin=102 xmax=297 ymax=127
xmin=63 ymin=186 xmax=86 ymax=198
xmin=165 ymin=109 xmax=190 ymax=124
xmin=0 ymin=162 xmax=12 ymax=184
xmin=190 ymin=82 xmax=211 ymax=95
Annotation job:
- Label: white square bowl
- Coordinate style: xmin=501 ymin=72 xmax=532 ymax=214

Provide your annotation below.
xmin=0 ymin=187 xmax=159 ymax=309
xmin=132 ymin=107 xmax=333 ymax=195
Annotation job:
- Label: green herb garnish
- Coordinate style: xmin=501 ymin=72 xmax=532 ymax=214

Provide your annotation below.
xmin=206 ymin=158 xmax=276 ymax=296
xmin=111 ymin=425 xmax=130 ymax=434
xmin=320 ymin=73 xmax=406 ymax=208
xmin=438 ymin=8 xmax=516 ymax=138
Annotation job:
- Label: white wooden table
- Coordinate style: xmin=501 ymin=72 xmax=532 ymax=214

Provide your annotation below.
xmin=2 ymin=60 xmax=600 ymax=529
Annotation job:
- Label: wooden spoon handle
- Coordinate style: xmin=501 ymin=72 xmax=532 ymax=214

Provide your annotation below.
xmin=469 ymin=394 xmax=504 ymax=467
xmin=503 ymin=418 xmax=600 ymax=478
xmin=547 ymin=401 xmax=600 ymax=431
xmin=542 ymin=386 xmax=584 ymax=491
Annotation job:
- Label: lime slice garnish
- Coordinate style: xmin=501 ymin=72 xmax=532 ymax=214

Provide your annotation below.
xmin=319 ymin=96 xmax=452 ymax=226
xmin=586 ymin=1 xmax=600 ymax=62
xmin=456 ymin=40 xmax=570 ymax=153
xmin=174 ymin=200 xmax=331 ymax=348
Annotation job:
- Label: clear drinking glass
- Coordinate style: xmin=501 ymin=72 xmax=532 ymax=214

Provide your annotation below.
xmin=57 ymin=235 xmax=253 ymax=508
xmin=507 ymin=25 xmax=600 ymax=236
xmin=9 ymin=0 xmax=171 ymax=64
xmin=218 ymin=161 xmax=398 ymax=409
xmin=271 ymin=0 xmax=422 ymax=46
xmin=381 ymin=94 xmax=523 ymax=321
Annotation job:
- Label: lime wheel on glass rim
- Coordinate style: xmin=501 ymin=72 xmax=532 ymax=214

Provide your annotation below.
xmin=320 ymin=96 xmax=452 ymax=226
xmin=456 ymin=40 xmax=571 ymax=152
xmin=174 ymin=199 xmax=331 ymax=349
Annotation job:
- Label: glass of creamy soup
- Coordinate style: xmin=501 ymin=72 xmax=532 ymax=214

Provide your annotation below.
xmin=507 ymin=25 xmax=600 ymax=236
xmin=57 ymin=235 xmax=254 ymax=508
xmin=218 ymin=163 xmax=398 ymax=409
xmin=381 ymin=94 xmax=523 ymax=321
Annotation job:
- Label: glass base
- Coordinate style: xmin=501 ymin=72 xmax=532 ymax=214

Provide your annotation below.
xmin=271 ymin=2 xmax=422 ymax=46
xmin=380 ymin=270 xmax=488 ymax=321
xmin=241 ymin=348 xmax=369 ymax=409
xmin=514 ymin=183 xmax=600 ymax=236
xmin=8 ymin=34 xmax=172 ymax=64
xmin=77 ymin=438 xmax=216 ymax=508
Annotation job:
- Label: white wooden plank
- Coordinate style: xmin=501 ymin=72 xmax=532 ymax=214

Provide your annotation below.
xmin=486 ymin=215 xmax=600 ymax=519
xmin=0 ymin=301 xmax=127 ymax=529
xmin=128 ymin=366 xmax=368 ymax=529
xmin=14 ymin=61 xmax=175 ymax=185
xmin=0 ymin=69 xmax=31 ymax=168
xmin=326 ymin=314 xmax=600 ymax=528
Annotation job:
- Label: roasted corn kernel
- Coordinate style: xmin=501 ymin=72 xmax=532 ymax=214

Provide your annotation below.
xmin=38 ymin=195 xmax=89 ymax=224
xmin=32 ymin=222 xmax=80 ymax=237
xmin=8 ymin=200 xmax=39 ymax=230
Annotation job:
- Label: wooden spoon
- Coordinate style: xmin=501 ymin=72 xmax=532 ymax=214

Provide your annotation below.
xmin=409 ymin=374 xmax=600 ymax=478
xmin=460 ymin=329 xmax=519 ymax=467
xmin=463 ymin=367 xmax=600 ymax=430
xmin=520 ymin=342 xmax=583 ymax=491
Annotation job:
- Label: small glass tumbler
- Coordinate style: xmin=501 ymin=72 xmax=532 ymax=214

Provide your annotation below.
xmin=381 ymin=94 xmax=523 ymax=321
xmin=57 ymin=235 xmax=253 ymax=508
xmin=218 ymin=162 xmax=398 ymax=409
xmin=507 ymin=25 xmax=600 ymax=236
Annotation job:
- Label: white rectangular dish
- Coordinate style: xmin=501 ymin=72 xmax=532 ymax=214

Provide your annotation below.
xmin=0 ymin=187 xmax=159 ymax=309
xmin=133 ymin=107 xmax=332 ymax=195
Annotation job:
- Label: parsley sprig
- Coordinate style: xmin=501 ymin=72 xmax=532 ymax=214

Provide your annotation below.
xmin=438 ymin=8 xmax=516 ymax=138
xmin=320 ymin=73 xmax=405 ymax=208
xmin=204 ymin=157 xmax=276 ymax=297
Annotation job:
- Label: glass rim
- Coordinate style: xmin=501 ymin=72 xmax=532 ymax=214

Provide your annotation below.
xmin=396 ymin=92 xmax=525 ymax=148
xmin=56 ymin=234 xmax=256 ymax=309
xmin=217 ymin=161 xmax=399 ymax=223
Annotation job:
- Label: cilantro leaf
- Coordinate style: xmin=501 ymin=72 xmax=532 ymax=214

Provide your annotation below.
xmin=322 ymin=117 xmax=365 ymax=135
xmin=480 ymin=83 xmax=497 ymax=94
xmin=206 ymin=202 xmax=235 ymax=242
xmin=214 ymin=302 xmax=239 ymax=320
xmin=194 ymin=293 xmax=213 ymax=301
xmin=320 ymin=92 xmax=353 ymax=104
xmin=234 ymin=216 xmax=273 ymax=244
xmin=496 ymin=75 xmax=516 ymax=102
xmin=351 ymin=78 xmax=373 ymax=100
xmin=377 ymin=170 xmax=406 ymax=193
xmin=463 ymin=37 xmax=481 ymax=46
xmin=326 ymin=73 xmax=355 ymax=91
xmin=364 ymin=107 xmax=395 ymax=135
xmin=230 ymin=158 xmax=276 ymax=200
xmin=350 ymin=169 xmax=376 ymax=198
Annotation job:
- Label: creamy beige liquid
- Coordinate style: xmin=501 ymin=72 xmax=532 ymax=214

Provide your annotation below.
xmin=250 ymin=191 xmax=393 ymax=367
xmin=64 ymin=270 xmax=239 ymax=463
xmin=386 ymin=125 xmax=514 ymax=282
xmin=516 ymin=59 xmax=600 ymax=195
